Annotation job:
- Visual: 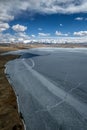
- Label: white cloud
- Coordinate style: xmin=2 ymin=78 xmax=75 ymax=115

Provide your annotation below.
xmin=0 ymin=1 xmax=14 ymax=22
xmin=0 ymin=22 xmax=10 ymax=32
xmin=18 ymin=37 xmax=87 ymax=44
xmin=74 ymin=31 xmax=87 ymax=36
xmin=38 ymin=32 xmax=50 ymax=37
xmin=60 ymin=24 xmax=63 ymax=26
xmin=1 ymin=31 xmax=87 ymax=44
xmin=38 ymin=28 xmax=42 ymax=31
xmin=17 ymin=32 xmax=28 ymax=37
xmin=55 ymin=31 xmax=68 ymax=36
xmin=12 ymin=24 xmax=27 ymax=32
xmin=55 ymin=31 xmax=62 ymax=36
xmin=0 ymin=0 xmax=87 ymax=23
xmin=31 ymin=35 xmax=36 ymax=37
xmin=75 ymin=17 xmax=83 ymax=21
xmin=16 ymin=32 xmax=30 ymax=40
xmin=0 ymin=14 xmax=14 ymax=22
xmin=0 ymin=31 xmax=30 ymax=43
xmin=0 ymin=33 xmax=15 ymax=43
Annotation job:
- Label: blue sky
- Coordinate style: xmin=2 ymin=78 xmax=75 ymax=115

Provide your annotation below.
xmin=0 ymin=0 xmax=87 ymax=43
xmin=9 ymin=13 xmax=87 ymax=36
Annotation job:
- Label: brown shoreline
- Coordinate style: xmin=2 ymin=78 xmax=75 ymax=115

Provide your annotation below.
xmin=0 ymin=49 xmax=24 ymax=130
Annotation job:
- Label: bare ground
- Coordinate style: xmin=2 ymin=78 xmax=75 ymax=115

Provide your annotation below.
xmin=0 ymin=47 xmax=24 ymax=130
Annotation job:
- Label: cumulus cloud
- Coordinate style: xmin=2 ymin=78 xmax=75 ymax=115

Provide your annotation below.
xmin=55 ymin=31 xmax=68 ymax=36
xmin=38 ymin=32 xmax=50 ymax=37
xmin=0 ymin=33 xmax=15 ymax=43
xmin=0 ymin=22 xmax=10 ymax=32
xmin=74 ymin=31 xmax=87 ymax=36
xmin=17 ymin=32 xmax=30 ymax=39
xmin=14 ymin=32 xmax=30 ymax=43
xmin=75 ymin=17 xmax=83 ymax=21
xmin=12 ymin=24 xmax=27 ymax=32
xmin=0 ymin=0 xmax=87 ymax=23
xmin=31 ymin=35 xmax=36 ymax=37
xmin=0 ymin=31 xmax=30 ymax=43
xmin=19 ymin=37 xmax=87 ymax=44
xmin=60 ymin=24 xmax=63 ymax=26
xmin=0 ymin=1 xmax=14 ymax=22
xmin=1 ymin=31 xmax=87 ymax=44
xmin=0 ymin=15 xmax=14 ymax=22
xmin=38 ymin=28 xmax=43 ymax=31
